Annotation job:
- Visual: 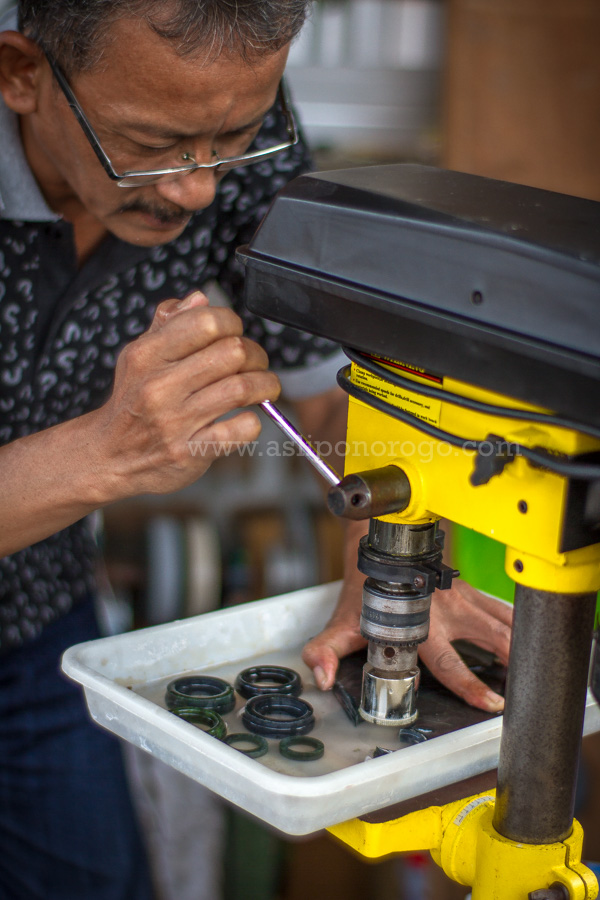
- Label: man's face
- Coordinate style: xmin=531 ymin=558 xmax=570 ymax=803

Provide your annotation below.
xmin=27 ymin=17 xmax=289 ymax=245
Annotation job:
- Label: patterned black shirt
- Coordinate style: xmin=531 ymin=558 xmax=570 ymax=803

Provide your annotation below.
xmin=0 ymin=86 xmax=341 ymax=652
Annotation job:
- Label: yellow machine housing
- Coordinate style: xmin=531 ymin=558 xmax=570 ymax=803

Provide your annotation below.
xmin=345 ymin=357 xmax=600 ymax=593
xmin=332 ymin=357 xmax=600 ymax=899
xmin=240 ymin=164 xmax=600 ymax=900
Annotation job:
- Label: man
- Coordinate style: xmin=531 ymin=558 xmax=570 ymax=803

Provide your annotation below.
xmin=0 ymin=1 xmax=512 ymax=896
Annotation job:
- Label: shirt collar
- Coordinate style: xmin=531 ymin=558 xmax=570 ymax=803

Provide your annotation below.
xmin=0 ymin=7 xmax=61 ymax=222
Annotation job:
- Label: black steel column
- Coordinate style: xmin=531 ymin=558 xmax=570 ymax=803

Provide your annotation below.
xmin=493 ymin=585 xmax=596 ymax=844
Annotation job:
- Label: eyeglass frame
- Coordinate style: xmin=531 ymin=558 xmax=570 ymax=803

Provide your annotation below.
xmin=44 ymin=51 xmax=299 ymax=188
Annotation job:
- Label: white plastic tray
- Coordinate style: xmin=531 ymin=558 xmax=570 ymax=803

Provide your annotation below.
xmin=62 ymin=582 xmax=600 ymax=835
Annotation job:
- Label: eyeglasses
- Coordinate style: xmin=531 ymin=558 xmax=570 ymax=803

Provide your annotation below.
xmin=45 ymin=53 xmax=299 ymax=188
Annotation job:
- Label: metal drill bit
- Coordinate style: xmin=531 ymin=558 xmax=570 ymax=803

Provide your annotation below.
xmin=259 ymin=400 xmax=341 ymax=487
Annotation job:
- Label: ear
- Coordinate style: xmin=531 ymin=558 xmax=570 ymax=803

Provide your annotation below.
xmin=0 ymin=31 xmax=45 ymax=115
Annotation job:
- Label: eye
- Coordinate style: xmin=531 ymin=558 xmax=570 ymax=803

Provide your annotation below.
xmin=139 ymin=142 xmax=178 ymax=153
xmin=224 ymin=121 xmax=264 ymax=142
xmin=216 ymin=124 xmax=262 ymax=154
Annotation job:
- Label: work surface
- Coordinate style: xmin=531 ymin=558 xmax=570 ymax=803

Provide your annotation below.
xmin=135 ymin=643 xmax=502 ymax=780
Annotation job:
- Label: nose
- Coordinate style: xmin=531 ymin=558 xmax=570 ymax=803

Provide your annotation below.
xmin=154 ymin=166 xmax=219 ymax=212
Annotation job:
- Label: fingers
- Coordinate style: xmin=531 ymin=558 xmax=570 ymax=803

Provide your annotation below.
xmin=132 ymin=293 xmax=272 ymax=402
xmin=115 ymin=307 xmax=278 ymax=437
xmin=190 ymin=410 xmax=264 ymax=458
xmin=174 ymin=335 xmax=270 ymax=399
xmin=418 ymin=637 xmax=505 ymax=713
xmin=429 ymin=581 xmax=513 ymax=665
xmin=303 ymin=527 xmax=367 ymax=691
xmin=144 ymin=301 xmax=245 ymax=364
xmin=301 ymin=638 xmax=340 ymax=691
xmin=148 ymin=290 xmax=209 ymax=333
xmin=302 ymin=623 xmax=366 ymax=690
xmin=422 ymin=579 xmax=511 ymax=712
xmin=302 ymin=576 xmax=365 ymax=691
xmin=187 ymin=372 xmax=280 ymax=445
xmin=441 ymin=601 xmax=512 ymax=665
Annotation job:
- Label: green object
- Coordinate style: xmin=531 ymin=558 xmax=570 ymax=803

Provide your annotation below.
xmin=165 ymin=675 xmax=235 ymax=714
xmin=279 ymin=736 xmax=324 ymax=761
xmin=224 ymin=733 xmax=269 ymax=758
xmin=452 ymin=525 xmax=515 ymax=603
xmin=171 ymin=707 xmax=227 ymax=740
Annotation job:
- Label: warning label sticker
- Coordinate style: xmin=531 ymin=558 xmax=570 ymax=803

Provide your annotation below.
xmin=352 ymin=360 xmax=442 ymax=427
xmin=366 ymin=355 xmax=444 ymax=386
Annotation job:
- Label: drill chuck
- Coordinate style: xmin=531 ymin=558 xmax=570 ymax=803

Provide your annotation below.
xmin=357 ymin=520 xmax=454 ymax=727
xmin=359 ymin=578 xmax=429 ymax=726
xmin=360 ymin=578 xmax=431 ymax=646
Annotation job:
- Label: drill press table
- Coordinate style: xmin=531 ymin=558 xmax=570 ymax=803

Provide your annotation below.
xmin=62 ymin=582 xmax=600 ymax=835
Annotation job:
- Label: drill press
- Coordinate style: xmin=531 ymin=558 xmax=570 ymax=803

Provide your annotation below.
xmin=239 ymin=164 xmax=600 ymax=898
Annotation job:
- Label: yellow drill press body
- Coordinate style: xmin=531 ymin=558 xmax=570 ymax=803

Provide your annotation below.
xmin=345 ymin=357 xmax=600 ymax=592
xmin=240 ymin=163 xmax=600 ymax=900
xmin=331 ymin=357 xmax=600 ymax=899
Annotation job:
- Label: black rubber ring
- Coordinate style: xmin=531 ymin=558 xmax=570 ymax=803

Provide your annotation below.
xmin=171 ymin=707 xmax=227 ymax=740
xmin=279 ymin=736 xmax=324 ymax=761
xmin=224 ymin=732 xmax=269 ymax=759
xmin=165 ymin=676 xmax=235 ymax=714
xmin=242 ymin=694 xmax=315 ymax=738
xmin=235 ymin=665 xmax=302 ymax=700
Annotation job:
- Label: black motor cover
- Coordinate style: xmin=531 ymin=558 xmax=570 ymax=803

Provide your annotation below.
xmin=239 ymin=164 xmax=600 ymax=427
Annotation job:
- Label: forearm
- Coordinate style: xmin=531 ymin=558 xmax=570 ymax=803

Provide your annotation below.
xmin=0 ymin=411 xmax=113 ymax=557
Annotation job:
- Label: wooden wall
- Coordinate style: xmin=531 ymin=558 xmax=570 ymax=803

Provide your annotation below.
xmin=443 ymin=0 xmax=600 ymax=200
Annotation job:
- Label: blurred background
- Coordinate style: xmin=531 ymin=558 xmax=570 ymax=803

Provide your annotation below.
xmin=2 ymin=0 xmax=599 ymax=897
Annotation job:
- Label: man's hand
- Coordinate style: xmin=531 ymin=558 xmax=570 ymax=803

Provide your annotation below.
xmin=88 ymin=290 xmax=280 ymax=500
xmin=303 ymin=571 xmax=512 ymax=713
xmin=419 ymin=579 xmax=511 ymax=712
xmin=301 ymin=519 xmax=366 ymax=689
xmin=0 ymin=290 xmax=280 ymax=557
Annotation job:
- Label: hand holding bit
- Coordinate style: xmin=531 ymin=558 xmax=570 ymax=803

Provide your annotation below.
xmin=0 ymin=290 xmax=280 ymax=558
xmin=87 ymin=290 xmax=281 ymax=501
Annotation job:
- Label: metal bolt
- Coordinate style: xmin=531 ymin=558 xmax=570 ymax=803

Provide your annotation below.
xmin=413 ymin=576 xmax=426 ymax=589
xmin=518 ymin=500 xmax=528 ymax=514
xmin=513 ymin=559 xmax=524 ymax=573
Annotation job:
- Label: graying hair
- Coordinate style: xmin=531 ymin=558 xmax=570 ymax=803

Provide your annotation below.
xmin=19 ymin=0 xmax=310 ymax=73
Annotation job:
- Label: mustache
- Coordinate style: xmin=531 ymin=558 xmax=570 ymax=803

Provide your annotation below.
xmin=118 ymin=199 xmax=191 ymax=226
